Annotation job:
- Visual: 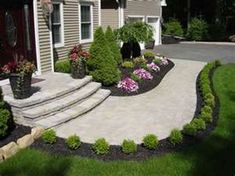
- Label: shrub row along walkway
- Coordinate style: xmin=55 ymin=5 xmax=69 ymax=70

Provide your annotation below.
xmin=55 ymin=59 xmax=205 ymax=145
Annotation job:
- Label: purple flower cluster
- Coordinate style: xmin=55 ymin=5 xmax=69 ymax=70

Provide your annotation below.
xmin=147 ymin=62 xmax=160 ymax=72
xmin=155 ymin=56 xmax=169 ymax=66
xmin=117 ymin=78 xmax=139 ymax=92
xmin=133 ymin=68 xmax=153 ymax=80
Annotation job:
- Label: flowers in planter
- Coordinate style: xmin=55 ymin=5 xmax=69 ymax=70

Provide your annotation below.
xmin=69 ymin=45 xmax=90 ymax=64
xmin=1 ymin=59 xmax=36 ymax=75
xmin=133 ymin=68 xmax=153 ymax=80
xmin=154 ymin=56 xmax=169 ymax=66
xmin=117 ymin=77 xmax=139 ymax=92
xmin=147 ymin=62 xmax=160 ymax=72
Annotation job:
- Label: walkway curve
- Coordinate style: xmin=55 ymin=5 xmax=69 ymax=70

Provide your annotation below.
xmin=55 ymin=59 xmax=205 ymax=145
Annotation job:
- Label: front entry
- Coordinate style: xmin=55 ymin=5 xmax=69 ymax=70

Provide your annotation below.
xmin=0 ymin=0 xmax=36 ymax=69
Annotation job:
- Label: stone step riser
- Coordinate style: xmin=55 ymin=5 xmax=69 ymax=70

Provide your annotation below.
xmin=33 ymin=89 xmax=111 ymax=129
xmin=22 ymin=82 xmax=102 ymax=119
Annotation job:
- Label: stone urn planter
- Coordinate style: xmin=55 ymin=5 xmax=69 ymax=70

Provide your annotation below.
xmin=9 ymin=73 xmax=33 ymax=99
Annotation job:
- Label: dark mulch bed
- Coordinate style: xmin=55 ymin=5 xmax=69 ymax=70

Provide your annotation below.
xmin=0 ymin=124 xmax=31 ymax=148
xmin=102 ymin=59 xmax=175 ymax=96
xmin=30 ymin=67 xmax=220 ymax=161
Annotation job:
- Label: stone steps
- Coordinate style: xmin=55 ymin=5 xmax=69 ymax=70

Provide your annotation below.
xmin=22 ymin=82 xmax=101 ymax=119
xmin=34 ymin=89 xmax=111 ymax=128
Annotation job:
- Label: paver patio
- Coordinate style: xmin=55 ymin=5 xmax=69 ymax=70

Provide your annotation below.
xmin=55 ymin=59 xmax=205 ymax=145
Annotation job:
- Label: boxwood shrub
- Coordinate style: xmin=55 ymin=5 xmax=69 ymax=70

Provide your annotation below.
xmin=199 ymin=111 xmax=213 ymax=123
xmin=143 ymin=134 xmax=158 ymax=150
xmin=169 ymin=129 xmax=183 ymax=145
xmin=92 ymin=138 xmax=110 ymax=155
xmin=121 ymin=139 xmax=137 ymax=154
xmin=42 ymin=129 xmax=57 ymax=144
xmin=66 ymin=135 xmax=81 ymax=150
xmin=0 ymin=109 xmax=10 ymax=138
xmin=183 ymin=123 xmax=197 ymax=136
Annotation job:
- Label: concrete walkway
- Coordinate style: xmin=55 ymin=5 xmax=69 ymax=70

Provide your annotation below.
xmin=55 ymin=59 xmax=205 ymax=145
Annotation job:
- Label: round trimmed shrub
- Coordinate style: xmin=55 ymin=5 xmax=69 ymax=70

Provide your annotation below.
xmin=191 ymin=118 xmax=206 ymax=130
xmin=183 ymin=123 xmax=197 ymax=136
xmin=201 ymin=105 xmax=213 ymax=114
xmin=92 ymin=138 xmax=110 ymax=155
xmin=122 ymin=61 xmax=134 ymax=69
xmin=205 ymin=97 xmax=215 ymax=108
xmin=186 ymin=18 xmax=208 ymax=41
xmin=203 ymin=93 xmax=214 ymax=102
xmin=42 ymin=129 xmax=57 ymax=144
xmin=143 ymin=134 xmax=158 ymax=150
xmin=55 ymin=59 xmax=71 ymax=73
xmin=169 ymin=129 xmax=183 ymax=145
xmin=0 ymin=109 xmax=10 ymax=138
xmin=164 ymin=18 xmax=184 ymax=37
xmin=199 ymin=111 xmax=213 ymax=123
xmin=66 ymin=135 xmax=81 ymax=150
xmin=121 ymin=139 xmax=137 ymax=154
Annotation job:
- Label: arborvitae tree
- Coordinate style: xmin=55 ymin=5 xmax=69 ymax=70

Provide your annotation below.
xmin=105 ymin=26 xmax=122 ymax=64
xmin=87 ymin=27 xmax=120 ymax=86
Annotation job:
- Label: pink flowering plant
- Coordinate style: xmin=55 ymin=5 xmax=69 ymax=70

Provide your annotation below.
xmin=69 ymin=45 xmax=90 ymax=65
xmin=133 ymin=68 xmax=153 ymax=80
xmin=117 ymin=77 xmax=139 ymax=92
xmin=154 ymin=56 xmax=169 ymax=66
xmin=147 ymin=62 xmax=160 ymax=72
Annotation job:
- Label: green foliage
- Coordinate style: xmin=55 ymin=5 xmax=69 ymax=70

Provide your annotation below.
xmin=203 ymin=93 xmax=214 ymax=102
xmin=133 ymin=56 xmax=147 ymax=66
xmin=66 ymin=135 xmax=81 ymax=150
xmin=116 ymin=22 xmax=154 ymax=43
xmin=201 ymin=105 xmax=213 ymax=114
xmin=122 ymin=61 xmax=134 ymax=69
xmin=92 ymin=138 xmax=110 ymax=155
xmin=153 ymin=58 xmax=162 ymax=65
xmin=144 ymin=51 xmax=155 ymax=59
xmin=105 ymin=26 xmax=122 ymax=64
xmin=54 ymin=59 xmax=71 ymax=73
xmin=205 ymin=97 xmax=215 ymax=108
xmin=0 ymin=87 xmax=3 ymax=101
xmin=143 ymin=134 xmax=158 ymax=150
xmin=199 ymin=111 xmax=213 ymax=123
xmin=164 ymin=18 xmax=184 ymax=37
xmin=130 ymin=73 xmax=141 ymax=82
xmin=169 ymin=129 xmax=183 ymax=145
xmin=183 ymin=123 xmax=197 ymax=136
xmin=0 ymin=109 xmax=10 ymax=138
xmin=42 ymin=129 xmax=57 ymax=144
xmin=186 ymin=18 xmax=209 ymax=41
xmin=121 ymin=139 xmax=137 ymax=154
xmin=87 ymin=27 xmax=120 ymax=86
xmin=191 ymin=118 xmax=206 ymax=130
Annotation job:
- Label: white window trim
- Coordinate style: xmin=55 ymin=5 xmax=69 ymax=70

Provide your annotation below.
xmin=52 ymin=2 xmax=64 ymax=48
xmin=79 ymin=3 xmax=93 ymax=44
xmin=127 ymin=15 xmax=145 ymax=22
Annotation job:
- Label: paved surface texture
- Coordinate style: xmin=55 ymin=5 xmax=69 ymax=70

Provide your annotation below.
xmin=55 ymin=59 xmax=205 ymax=145
xmin=153 ymin=43 xmax=235 ymax=63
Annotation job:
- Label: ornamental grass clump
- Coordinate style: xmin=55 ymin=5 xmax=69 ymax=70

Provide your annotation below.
xmin=169 ymin=129 xmax=183 ymax=145
xmin=122 ymin=61 xmax=134 ymax=69
xmin=199 ymin=111 xmax=213 ymax=123
xmin=191 ymin=118 xmax=206 ymax=130
xmin=42 ymin=129 xmax=57 ymax=144
xmin=183 ymin=123 xmax=197 ymax=136
xmin=143 ymin=134 xmax=158 ymax=150
xmin=117 ymin=78 xmax=139 ymax=92
xmin=92 ymin=138 xmax=110 ymax=155
xmin=133 ymin=69 xmax=153 ymax=80
xmin=66 ymin=135 xmax=81 ymax=150
xmin=144 ymin=51 xmax=155 ymax=59
xmin=121 ymin=139 xmax=137 ymax=154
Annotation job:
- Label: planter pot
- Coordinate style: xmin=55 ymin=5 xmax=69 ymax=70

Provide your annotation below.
xmin=9 ymin=73 xmax=32 ymax=99
xmin=71 ymin=61 xmax=86 ymax=79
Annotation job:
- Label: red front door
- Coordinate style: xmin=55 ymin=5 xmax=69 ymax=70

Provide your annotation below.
xmin=0 ymin=0 xmax=36 ymax=68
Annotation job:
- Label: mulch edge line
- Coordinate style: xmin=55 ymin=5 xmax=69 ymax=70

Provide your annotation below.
xmin=30 ymin=66 xmax=220 ymax=161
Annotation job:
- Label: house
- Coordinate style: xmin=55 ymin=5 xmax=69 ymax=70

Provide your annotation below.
xmin=0 ymin=0 xmax=166 ymax=77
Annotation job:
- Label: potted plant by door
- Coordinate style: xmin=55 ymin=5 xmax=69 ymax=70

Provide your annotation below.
xmin=1 ymin=59 xmax=36 ymax=99
xmin=69 ymin=45 xmax=90 ymax=79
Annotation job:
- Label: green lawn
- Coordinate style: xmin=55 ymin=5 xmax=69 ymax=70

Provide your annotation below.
xmin=0 ymin=64 xmax=235 ymax=176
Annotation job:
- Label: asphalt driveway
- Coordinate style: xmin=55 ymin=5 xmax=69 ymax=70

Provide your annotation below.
xmin=153 ymin=43 xmax=235 ymax=63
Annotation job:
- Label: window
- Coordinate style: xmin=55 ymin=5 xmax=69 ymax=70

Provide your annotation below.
xmin=128 ymin=16 xmax=144 ymax=23
xmin=80 ymin=4 xmax=93 ymax=42
xmin=52 ymin=3 xmax=64 ymax=47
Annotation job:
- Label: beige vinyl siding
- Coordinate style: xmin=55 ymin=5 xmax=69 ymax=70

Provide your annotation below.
xmin=125 ymin=0 xmax=161 ymax=18
xmin=37 ymin=0 xmax=52 ymax=73
xmin=54 ymin=0 xmax=80 ymax=60
xmin=101 ymin=1 xmax=119 ymax=29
